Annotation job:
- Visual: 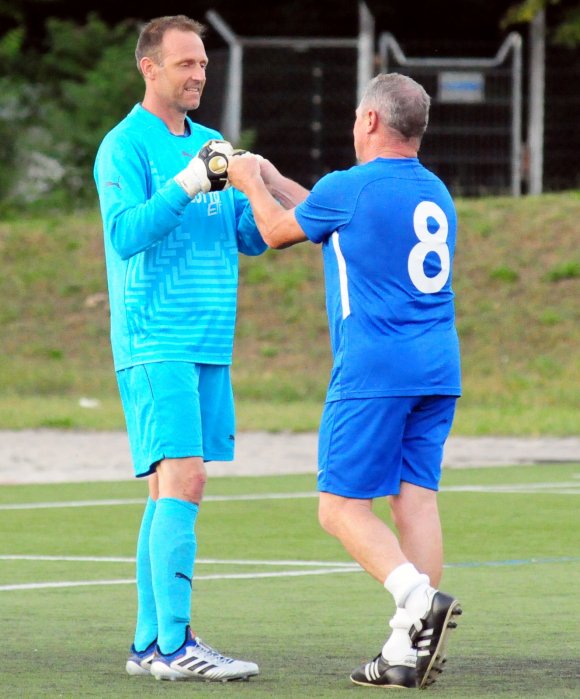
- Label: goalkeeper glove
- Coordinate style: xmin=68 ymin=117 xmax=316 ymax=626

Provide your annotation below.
xmin=174 ymin=139 xmax=234 ymax=197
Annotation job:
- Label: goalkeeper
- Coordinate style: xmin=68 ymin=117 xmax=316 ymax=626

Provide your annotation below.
xmin=93 ymin=15 xmax=266 ymax=683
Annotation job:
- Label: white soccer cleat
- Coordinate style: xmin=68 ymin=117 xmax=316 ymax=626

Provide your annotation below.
xmin=150 ymin=627 xmax=259 ymax=682
xmin=125 ymin=640 xmax=156 ymax=676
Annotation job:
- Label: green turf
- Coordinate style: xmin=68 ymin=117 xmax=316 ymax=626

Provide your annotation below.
xmin=1 ymin=464 xmax=579 ymax=697
xmin=1 ymin=192 xmax=579 ymax=434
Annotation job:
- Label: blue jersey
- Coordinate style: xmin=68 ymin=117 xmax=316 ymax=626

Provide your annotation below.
xmin=94 ymin=104 xmax=267 ymax=370
xmin=294 ymin=157 xmax=461 ymax=401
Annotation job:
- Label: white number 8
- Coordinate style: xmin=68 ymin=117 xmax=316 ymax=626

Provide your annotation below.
xmin=408 ymin=201 xmax=450 ymax=294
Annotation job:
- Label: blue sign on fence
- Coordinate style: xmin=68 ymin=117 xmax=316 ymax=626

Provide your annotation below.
xmin=438 ymin=71 xmax=485 ymax=103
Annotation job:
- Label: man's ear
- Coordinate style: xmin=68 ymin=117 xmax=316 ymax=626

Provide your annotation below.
xmin=140 ymin=56 xmax=156 ymax=80
xmin=367 ymin=109 xmax=380 ymax=133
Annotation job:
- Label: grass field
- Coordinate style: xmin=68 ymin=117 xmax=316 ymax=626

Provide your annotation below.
xmin=1 ymin=463 xmax=579 ymax=698
xmin=0 ymin=191 xmax=579 ymax=433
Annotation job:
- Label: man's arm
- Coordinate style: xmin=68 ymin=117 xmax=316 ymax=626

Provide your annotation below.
xmin=228 ymin=155 xmax=308 ymax=249
xmin=259 ymin=158 xmax=310 ymax=210
xmin=95 ymin=137 xmax=235 ymax=260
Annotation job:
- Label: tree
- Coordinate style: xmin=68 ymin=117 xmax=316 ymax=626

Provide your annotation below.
xmin=0 ymin=12 xmax=142 ymax=210
xmin=502 ymin=0 xmax=580 ymax=46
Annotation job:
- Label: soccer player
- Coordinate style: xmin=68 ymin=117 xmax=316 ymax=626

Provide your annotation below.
xmin=227 ymin=73 xmax=462 ymax=689
xmin=93 ymin=15 xmax=266 ymax=682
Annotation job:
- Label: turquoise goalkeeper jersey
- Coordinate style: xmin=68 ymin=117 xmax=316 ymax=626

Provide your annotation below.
xmin=94 ymin=104 xmax=267 ymax=370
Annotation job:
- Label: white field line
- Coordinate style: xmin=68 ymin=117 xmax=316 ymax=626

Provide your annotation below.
xmin=442 ymin=482 xmax=580 ymax=494
xmin=0 ymin=564 xmax=360 ymax=592
xmin=1 ymin=555 xmax=578 ymax=593
xmin=1 ymin=481 xmax=579 ymax=512
xmin=0 ymin=492 xmax=317 ymax=511
xmin=0 ymin=555 xmax=359 ymax=567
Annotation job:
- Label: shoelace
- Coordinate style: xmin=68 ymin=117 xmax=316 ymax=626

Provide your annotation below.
xmin=195 ymin=639 xmax=234 ymax=664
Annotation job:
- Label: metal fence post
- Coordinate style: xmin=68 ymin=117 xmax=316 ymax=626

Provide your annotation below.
xmin=511 ymin=33 xmax=523 ymax=197
xmin=357 ymin=2 xmax=375 ymax=104
xmin=206 ymin=10 xmax=242 ymax=143
xmin=528 ymin=10 xmax=545 ymax=195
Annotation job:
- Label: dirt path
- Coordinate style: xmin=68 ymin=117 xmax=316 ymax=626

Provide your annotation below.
xmin=0 ymin=430 xmax=578 ymax=484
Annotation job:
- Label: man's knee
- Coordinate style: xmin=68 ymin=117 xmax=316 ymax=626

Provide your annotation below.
xmin=318 ymin=493 xmax=357 ymax=537
xmin=156 ymin=457 xmax=207 ymax=503
xmin=389 ymin=484 xmax=439 ymax=530
xmin=318 ymin=497 xmax=335 ymax=535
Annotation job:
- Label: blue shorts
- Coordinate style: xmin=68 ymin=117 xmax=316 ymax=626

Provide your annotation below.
xmin=317 ymin=395 xmax=457 ymax=498
xmin=116 ymin=362 xmax=235 ymax=478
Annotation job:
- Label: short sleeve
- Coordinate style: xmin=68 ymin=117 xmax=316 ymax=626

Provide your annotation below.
xmin=294 ymin=170 xmax=354 ymax=244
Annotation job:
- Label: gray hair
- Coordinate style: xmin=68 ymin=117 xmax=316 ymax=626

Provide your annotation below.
xmin=135 ymin=15 xmax=206 ymax=71
xmin=359 ymin=73 xmax=431 ymax=140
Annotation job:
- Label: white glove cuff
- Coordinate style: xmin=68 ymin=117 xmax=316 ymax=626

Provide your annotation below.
xmin=174 ymin=170 xmax=203 ymax=198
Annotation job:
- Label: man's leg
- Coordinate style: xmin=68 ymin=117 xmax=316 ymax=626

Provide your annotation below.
xmin=125 ymin=476 xmax=159 ymax=676
xmin=149 ymin=454 xmax=260 ymax=682
xmin=388 ymin=482 xmax=443 ymax=586
xmin=317 ymin=396 xmax=460 ymax=688
xmin=319 ymin=492 xmax=460 ymax=689
xmin=319 ymin=493 xmax=427 ymax=688
xmin=318 ymin=493 xmax=407 ymax=583
xmin=134 ymin=482 xmax=158 ymax=648
xmin=151 ymin=456 xmax=206 ymax=655
xmin=317 ymin=493 xmax=435 ymax=647
xmin=380 ymin=395 xmax=457 ymax=687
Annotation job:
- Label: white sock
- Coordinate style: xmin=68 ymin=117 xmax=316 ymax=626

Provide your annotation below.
xmin=381 ymin=607 xmax=417 ymax=665
xmin=405 ymin=582 xmax=436 ymax=622
xmin=384 ymin=563 xmax=434 ymax=620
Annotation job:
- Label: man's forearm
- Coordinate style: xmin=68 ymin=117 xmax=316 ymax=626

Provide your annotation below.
xmin=243 ymin=177 xmax=306 ymax=249
xmin=266 ymin=174 xmax=309 ymax=209
xmin=244 ymin=177 xmax=286 ymax=237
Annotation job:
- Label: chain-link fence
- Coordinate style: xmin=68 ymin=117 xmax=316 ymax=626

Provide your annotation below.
xmin=543 ymin=44 xmax=580 ymax=192
xmin=198 ymin=44 xmax=358 ymax=188
xmin=196 ymin=26 xmax=579 ymax=197
xmin=379 ymin=34 xmax=523 ymax=197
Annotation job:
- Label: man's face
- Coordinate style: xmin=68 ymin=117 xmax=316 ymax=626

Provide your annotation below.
xmin=150 ymin=28 xmax=208 ymax=113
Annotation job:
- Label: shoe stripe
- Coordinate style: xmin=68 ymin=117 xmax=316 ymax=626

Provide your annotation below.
xmin=197 ymin=664 xmax=218 ymax=675
xmin=416 ymin=596 xmax=461 ymax=690
xmin=181 ymin=658 xmax=219 ymax=674
xmin=180 ymin=658 xmax=210 ymax=671
xmin=365 ymin=659 xmax=380 ymax=681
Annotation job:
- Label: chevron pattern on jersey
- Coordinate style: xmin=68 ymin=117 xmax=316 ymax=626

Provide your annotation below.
xmin=97 ymin=107 xmax=265 ymax=369
xmin=124 ymin=202 xmax=240 ymax=363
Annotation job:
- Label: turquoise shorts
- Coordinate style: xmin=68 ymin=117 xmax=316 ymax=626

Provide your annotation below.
xmin=116 ymin=362 xmax=235 ymax=478
xmin=317 ymin=395 xmax=457 ymax=498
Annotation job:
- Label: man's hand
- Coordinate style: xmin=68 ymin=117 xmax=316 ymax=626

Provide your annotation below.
xmin=174 ymin=139 xmax=234 ymax=197
xmin=227 ymin=153 xmax=263 ymax=194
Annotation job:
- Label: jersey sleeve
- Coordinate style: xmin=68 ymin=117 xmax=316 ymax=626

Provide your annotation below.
xmin=232 ymin=188 xmax=268 ymax=257
xmin=294 ymin=170 xmax=354 ymax=244
xmin=94 ymin=131 xmax=191 ymax=260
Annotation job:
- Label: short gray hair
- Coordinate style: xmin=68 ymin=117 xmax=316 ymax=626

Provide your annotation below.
xmin=359 ymin=73 xmax=431 ymax=140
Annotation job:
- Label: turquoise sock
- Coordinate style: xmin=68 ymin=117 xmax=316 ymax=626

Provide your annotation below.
xmin=150 ymin=497 xmax=199 ymax=655
xmin=133 ymin=496 xmax=157 ymax=650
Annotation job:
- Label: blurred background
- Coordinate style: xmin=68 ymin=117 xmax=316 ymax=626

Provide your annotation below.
xmin=0 ymin=0 xmax=578 ymax=212
xmin=0 ymin=1 xmax=578 ymax=434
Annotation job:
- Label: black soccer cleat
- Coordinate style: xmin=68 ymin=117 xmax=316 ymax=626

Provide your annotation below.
xmin=412 ymin=591 xmax=462 ymax=689
xmin=350 ymin=653 xmax=418 ymax=689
